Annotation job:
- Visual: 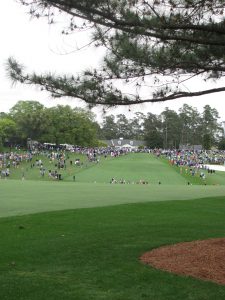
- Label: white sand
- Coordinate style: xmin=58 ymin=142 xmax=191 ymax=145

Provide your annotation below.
xmin=203 ymin=164 xmax=225 ymax=172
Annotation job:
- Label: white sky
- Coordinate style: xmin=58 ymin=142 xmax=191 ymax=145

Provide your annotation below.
xmin=1 ymin=0 xmax=225 ymax=122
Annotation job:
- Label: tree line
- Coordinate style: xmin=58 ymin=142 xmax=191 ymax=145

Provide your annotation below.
xmin=0 ymin=101 xmax=224 ymax=150
xmin=0 ymin=101 xmax=99 ymax=148
xmin=101 ymin=104 xmax=224 ymax=150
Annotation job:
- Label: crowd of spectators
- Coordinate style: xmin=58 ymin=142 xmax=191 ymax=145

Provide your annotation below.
xmin=153 ymin=149 xmax=225 ymax=180
xmin=0 ymin=143 xmax=135 ymax=180
xmin=1 ymin=144 xmax=225 ymax=181
xmin=0 ymin=150 xmax=33 ymax=179
xmin=110 ymin=177 xmax=149 ymax=184
xmin=155 ymin=149 xmax=225 ymax=167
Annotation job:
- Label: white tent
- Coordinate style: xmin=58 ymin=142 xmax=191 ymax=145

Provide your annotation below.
xmin=120 ymin=144 xmax=135 ymax=149
xmin=203 ymin=164 xmax=225 ymax=172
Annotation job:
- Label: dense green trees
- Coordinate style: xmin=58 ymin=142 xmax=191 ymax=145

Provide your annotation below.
xmin=101 ymin=115 xmax=118 ymax=140
xmin=0 ymin=101 xmax=99 ymax=147
xmin=10 ymin=101 xmax=48 ymax=143
xmin=100 ymin=104 xmax=222 ymax=149
xmin=0 ymin=118 xmax=16 ymax=149
xmin=43 ymin=105 xmax=98 ymax=146
xmin=179 ymin=104 xmax=202 ymax=146
xmin=7 ymin=0 xmax=225 ymax=107
xmin=0 ymin=101 xmax=223 ymax=149
xmin=143 ymin=113 xmax=163 ymax=148
xmin=218 ymin=137 xmax=225 ymax=150
xmin=201 ymin=105 xmax=222 ymax=149
xmin=130 ymin=113 xmax=145 ymax=140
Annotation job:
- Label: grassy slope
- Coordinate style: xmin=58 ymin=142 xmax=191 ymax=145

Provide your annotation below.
xmin=0 ymin=198 xmax=225 ymax=300
xmin=7 ymin=153 xmax=188 ymax=184
xmin=7 ymin=151 xmax=225 ymax=185
xmin=8 ymin=153 xmax=86 ymax=181
xmin=160 ymin=156 xmax=225 ymax=186
xmin=65 ymin=153 xmax=188 ymax=184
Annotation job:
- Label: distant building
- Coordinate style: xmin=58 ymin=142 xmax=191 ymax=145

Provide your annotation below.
xmin=179 ymin=144 xmax=202 ymax=151
xmin=103 ymin=138 xmax=146 ymax=149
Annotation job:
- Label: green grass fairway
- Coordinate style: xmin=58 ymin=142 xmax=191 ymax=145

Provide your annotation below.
xmin=1 ymin=152 xmax=225 ymax=299
xmin=1 ymin=180 xmax=225 ymax=218
xmin=72 ymin=153 xmax=187 ymax=184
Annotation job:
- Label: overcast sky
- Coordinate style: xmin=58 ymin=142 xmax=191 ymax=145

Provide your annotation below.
xmin=1 ymin=0 xmax=225 ymax=122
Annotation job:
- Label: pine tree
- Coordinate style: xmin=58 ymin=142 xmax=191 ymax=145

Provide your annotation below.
xmin=7 ymin=0 xmax=225 ymax=107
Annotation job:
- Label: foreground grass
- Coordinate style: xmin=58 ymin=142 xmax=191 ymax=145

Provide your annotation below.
xmin=1 ymin=197 xmax=225 ymax=300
